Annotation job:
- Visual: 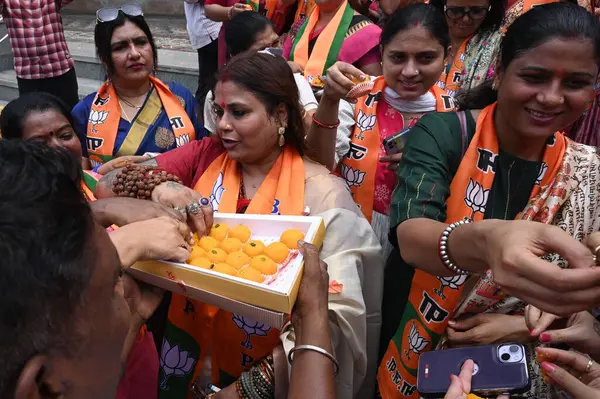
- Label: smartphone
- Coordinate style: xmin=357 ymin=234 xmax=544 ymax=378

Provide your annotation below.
xmin=417 ymin=343 xmax=530 ymax=398
xmin=383 ymin=128 xmax=411 ymax=155
xmin=264 ymin=47 xmax=283 ymax=57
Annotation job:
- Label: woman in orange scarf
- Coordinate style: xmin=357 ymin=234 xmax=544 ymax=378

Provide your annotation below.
xmin=283 ymin=0 xmax=383 ymax=80
xmin=72 ymin=5 xmax=205 ymax=172
xmin=0 ymin=92 xmax=191 ymax=399
xmin=98 ymin=51 xmax=382 ymax=398
xmin=378 ymin=3 xmax=600 ymax=398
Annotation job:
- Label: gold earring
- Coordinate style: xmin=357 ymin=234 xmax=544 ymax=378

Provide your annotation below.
xmin=278 ymin=126 xmax=286 ymax=147
xmin=492 ymin=78 xmax=499 ymax=90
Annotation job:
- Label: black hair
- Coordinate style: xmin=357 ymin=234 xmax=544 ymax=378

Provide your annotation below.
xmin=0 ymin=141 xmax=95 ymax=397
xmin=457 ymin=2 xmax=600 ymax=109
xmin=429 ymin=0 xmax=505 ymax=33
xmin=219 ymin=52 xmax=307 ymax=156
xmin=225 ymin=12 xmax=274 ymax=59
xmin=94 ymin=12 xmax=158 ymax=76
xmin=0 ymin=92 xmax=75 ymax=140
xmin=381 ymin=3 xmax=450 ymax=56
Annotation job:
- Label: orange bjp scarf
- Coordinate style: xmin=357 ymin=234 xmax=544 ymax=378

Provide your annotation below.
xmin=166 ymin=145 xmax=305 ymax=389
xmin=344 ymin=76 xmax=455 ymax=222
xmin=289 ymin=0 xmax=354 ymax=81
xmin=377 ymin=103 xmax=566 ymax=398
xmin=437 ymin=36 xmax=472 ymax=98
xmin=86 ymin=76 xmax=195 ymax=167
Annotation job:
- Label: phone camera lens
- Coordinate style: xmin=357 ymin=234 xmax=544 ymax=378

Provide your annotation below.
xmin=501 ymin=353 xmax=511 ymax=361
xmin=510 ymin=345 xmax=519 ymax=353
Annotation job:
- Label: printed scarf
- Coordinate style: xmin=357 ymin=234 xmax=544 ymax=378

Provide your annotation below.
xmin=377 ymin=103 xmax=566 ymax=398
xmin=86 ymin=76 xmax=194 ymax=167
xmin=342 ymin=76 xmax=455 ymax=222
xmin=289 ymin=0 xmax=354 ymax=81
xmin=159 ymin=145 xmax=305 ymax=396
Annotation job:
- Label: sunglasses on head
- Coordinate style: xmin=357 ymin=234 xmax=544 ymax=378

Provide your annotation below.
xmin=96 ymin=3 xmax=144 ymax=24
xmin=444 ymin=5 xmax=491 ymax=20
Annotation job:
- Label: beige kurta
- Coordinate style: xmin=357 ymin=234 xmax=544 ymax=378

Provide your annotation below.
xmin=280 ymin=159 xmax=384 ymax=398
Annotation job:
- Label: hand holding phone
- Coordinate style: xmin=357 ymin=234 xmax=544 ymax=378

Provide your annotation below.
xmin=418 ymin=343 xmax=530 ymax=398
xmin=444 ymin=360 xmax=509 ymax=399
xmin=383 ymin=127 xmax=411 ymax=155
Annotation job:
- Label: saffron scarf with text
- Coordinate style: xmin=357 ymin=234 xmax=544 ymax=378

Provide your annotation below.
xmin=377 ymin=103 xmax=566 ymax=398
xmin=159 ymin=145 xmax=305 ymax=396
xmin=86 ymin=76 xmax=195 ymax=166
xmin=343 ymin=76 xmax=455 ymax=222
xmin=289 ymin=0 xmax=354 ymax=80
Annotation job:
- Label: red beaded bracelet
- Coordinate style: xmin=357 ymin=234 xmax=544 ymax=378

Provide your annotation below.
xmin=312 ymin=113 xmax=340 ymax=129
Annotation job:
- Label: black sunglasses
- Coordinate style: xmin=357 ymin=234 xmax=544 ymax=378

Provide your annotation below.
xmin=444 ymin=5 xmax=491 ymax=20
xmin=96 ymin=3 xmax=144 ymax=24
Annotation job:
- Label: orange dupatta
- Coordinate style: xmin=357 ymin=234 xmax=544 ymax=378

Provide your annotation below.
xmin=162 ymin=146 xmax=305 ymax=393
xmin=342 ymin=76 xmax=455 ymax=222
xmin=377 ymin=103 xmax=566 ymax=398
xmin=437 ymin=36 xmax=472 ymax=98
xmin=86 ymin=76 xmax=195 ymax=167
xmin=289 ymin=0 xmax=354 ymax=80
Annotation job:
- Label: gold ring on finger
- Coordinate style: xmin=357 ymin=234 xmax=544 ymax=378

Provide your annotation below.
xmin=585 ymin=359 xmax=594 ymax=374
xmin=594 ymin=245 xmax=600 ymax=265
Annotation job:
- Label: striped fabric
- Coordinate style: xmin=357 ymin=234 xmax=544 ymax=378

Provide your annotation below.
xmin=1 ymin=0 xmax=75 ymax=79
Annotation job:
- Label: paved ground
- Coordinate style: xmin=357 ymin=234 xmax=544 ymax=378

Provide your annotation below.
xmin=62 ymin=12 xmax=194 ymax=52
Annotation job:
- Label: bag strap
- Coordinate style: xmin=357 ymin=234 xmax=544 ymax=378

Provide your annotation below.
xmin=457 ymin=110 xmax=469 ymax=158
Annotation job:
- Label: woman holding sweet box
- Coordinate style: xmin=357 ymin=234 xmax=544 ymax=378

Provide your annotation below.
xmin=97 ymin=51 xmax=383 ymax=398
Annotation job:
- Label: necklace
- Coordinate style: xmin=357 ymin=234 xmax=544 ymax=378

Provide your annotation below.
xmin=119 ymin=101 xmax=132 ymax=122
xmin=119 ymin=96 xmax=143 ymax=109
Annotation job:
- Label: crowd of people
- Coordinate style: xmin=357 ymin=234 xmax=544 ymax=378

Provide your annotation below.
xmin=2 ymin=0 xmax=600 ymax=398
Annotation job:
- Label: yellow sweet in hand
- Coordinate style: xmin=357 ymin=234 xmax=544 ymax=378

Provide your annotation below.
xmin=207 ymin=248 xmax=227 ymax=263
xmin=279 ymin=229 xmax=305 ymax=249
xmin=220 ymin=237 xmax=243 ymax=253
xmin=243 ymin=240 xmax=265 ymax=257
xmin=229 ymin=224 xmax=252 ymax=243
xmin=188 ymin=257 xmax=213 ymax=270
xmin=209 ymin=223 xmax=230 ymax=241
xmin=199 ymin=236 xmax=219 ymax=251
xmin=238 ymin=267 xmax=264 ymax=283
xmin=212 ymin=263 xmax=238 ymax=276
xmin=186 ymin=246 xmax=207 ymax=263
xmin=226 ymin=251 xmax=251 ymax=269
xmin=265 ymin=242 xmax=290 ymax=264
xmin=251 ymin=255 xmax=278 ymax=275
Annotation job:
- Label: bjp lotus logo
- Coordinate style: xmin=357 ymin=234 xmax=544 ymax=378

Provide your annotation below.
xmin=232 ymin=314 xmax=271 ymax=350
xmin=355 ymin=110 xmax=376 ymax=140
xmin=176 ymin=133 xmax=191 ymax=148
xmin=159 ymin=339 xmax=196 ymax=389
xmin=341 ymin=164 xmax=366 ymax=188
xmin=404 ymin=322 xmax=430 ymax=361
xmin=210 ymin=172 xmax=224 ymax=211
xmin=434 ymin=275 xmax=467 ymax=299
xmin=88 ymin=110 xmax=109 ymax=133
xmin=464 ymin=178 xmax=489 ymax=217
xmin=536 ymin=162 xmax=548 ymax=186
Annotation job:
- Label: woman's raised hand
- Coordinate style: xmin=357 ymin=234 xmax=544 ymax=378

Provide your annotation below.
xmin=475 ymin=220 xmax=600 ymax=316
xmin=151 ymin=181 xmax=214 ymax=236
xmin=322 ymin=61 xmax=367 ymax=102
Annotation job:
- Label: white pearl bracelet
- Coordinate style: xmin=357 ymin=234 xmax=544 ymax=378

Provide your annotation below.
xmin=439 ymin=219 xmax=472 ymax=275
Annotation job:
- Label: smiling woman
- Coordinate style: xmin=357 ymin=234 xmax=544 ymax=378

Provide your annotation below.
xmin=96 ymin=51 xmax=383 ymax=399
xmin=377 ymin=3 xmax=600 ymax=398
xmin=71 ymin=4 xmax=206 ymax=172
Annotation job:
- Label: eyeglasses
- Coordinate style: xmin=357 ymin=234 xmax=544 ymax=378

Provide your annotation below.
xmin=444 ymin=5 xmax=491 ymax=20
xmin=96 ymin=3 xmax=144 ymax=24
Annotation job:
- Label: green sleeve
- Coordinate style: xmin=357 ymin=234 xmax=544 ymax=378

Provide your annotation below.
xmin=389 ymin=111 xmax=476 ymax=240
